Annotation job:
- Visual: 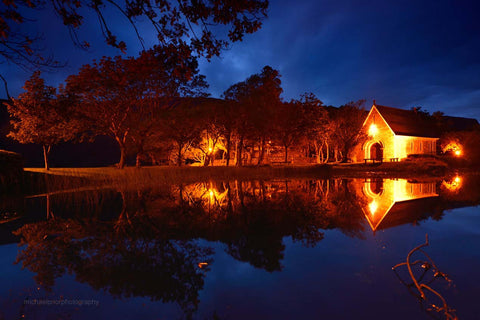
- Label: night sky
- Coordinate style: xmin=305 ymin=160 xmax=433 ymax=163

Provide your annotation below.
xmin=2 ymin=0 xmax=480 ymax=119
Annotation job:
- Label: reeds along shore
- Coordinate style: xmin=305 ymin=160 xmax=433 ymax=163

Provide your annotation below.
xmin=13 ymin=159 xmax=455 ymax=195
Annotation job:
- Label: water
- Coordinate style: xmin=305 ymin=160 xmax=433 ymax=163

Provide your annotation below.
xmin=0 ymin=175 xmax=479 ymax=319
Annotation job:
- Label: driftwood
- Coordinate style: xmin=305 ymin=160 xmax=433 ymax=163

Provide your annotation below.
xmin=392 ymin=234 xmax=457 ymax=320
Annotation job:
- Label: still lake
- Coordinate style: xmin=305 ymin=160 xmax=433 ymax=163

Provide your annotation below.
xmin=0 ymin=174 xmax=479 ymax=319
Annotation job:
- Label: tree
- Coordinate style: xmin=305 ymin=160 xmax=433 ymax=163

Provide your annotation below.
xmin=222 ymin=66 xmax=283 ymax=166
xmin=0 ymin=0 xmax=268 ymax=98
xmin=162 ymin=98 xmax=203 ymax=166
xmin=66 ymin=44 xmax=208 ymax=168
xmin=6 ymin=71 xmax=79 ymax=170
xmin=223 ymin=81 xmax=250 ymax=166
xmin=331 ymin=100 xmax=368 ymax=162
xmin=274 ymin=101 xmax=305 ymax=163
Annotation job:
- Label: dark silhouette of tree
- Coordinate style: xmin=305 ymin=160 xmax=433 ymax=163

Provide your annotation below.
xmin=14 ymin=217 xmax=214 ymax=317
xmin=162 ymin=98 xmax=204 ymax=166
xmin=5 ymin=71 xmax=80 ymax=170
xmin=331 ymin=100 xmax=368 ymax=162
xmin=222 ymin=81 xmax=250 ymax=166
xmin=296 ymin=93 xmax=331 ymax=163
xmin=274 ymin=101 xmax=305 ymax=163
xmin=223 ymin=66 xmax=283 ymax=165
xmin=0 ymin=0 xmax=268 ymax=98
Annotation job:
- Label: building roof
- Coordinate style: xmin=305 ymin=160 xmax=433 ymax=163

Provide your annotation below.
xmin=374 ymin=104 xmax=480 ymax=138
xmin=375 ymin=105 xmax=439 ymax=138
xmin=440 ymin=115 xmax=480 ymax=132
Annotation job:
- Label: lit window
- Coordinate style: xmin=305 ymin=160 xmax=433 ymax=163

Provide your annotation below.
xmin=369 ymin=124 xmax=379 ymax=136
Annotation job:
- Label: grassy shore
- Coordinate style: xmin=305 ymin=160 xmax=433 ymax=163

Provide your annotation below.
xmin=24 ymin=164 xmax=332 ymax=192
xmin=20 ymin=158 xmax=454 ymax=194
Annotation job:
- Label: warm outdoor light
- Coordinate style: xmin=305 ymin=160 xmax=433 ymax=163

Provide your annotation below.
xmin=368 ymin=123 xmax=379 ymax=136
xmin=208 ymin=147 xmax=213 ymax=153
xmin=442 ymin=176 xmax=463 ymax=191
xmin=443 ymin=142 xmax=462 ymax=157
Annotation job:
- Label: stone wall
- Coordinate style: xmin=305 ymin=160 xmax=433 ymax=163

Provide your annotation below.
xmin=354 ymin=106 xmax=395 ymax=162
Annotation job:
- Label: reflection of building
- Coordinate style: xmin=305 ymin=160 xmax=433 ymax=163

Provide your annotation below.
xmin=361 ymin=179 xmax=438 ymax=231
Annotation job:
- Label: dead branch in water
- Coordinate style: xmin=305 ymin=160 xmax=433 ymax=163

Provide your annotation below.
xmin=392 ymin=234 xmax=457 ymax=320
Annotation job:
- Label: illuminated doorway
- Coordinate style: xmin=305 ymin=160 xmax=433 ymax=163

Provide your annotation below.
xmin=370 ymin=142 xmax=383 ymax=161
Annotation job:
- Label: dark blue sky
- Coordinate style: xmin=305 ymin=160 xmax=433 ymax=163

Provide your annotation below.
xmin=2 ymin=0 xmax=480 ymax=119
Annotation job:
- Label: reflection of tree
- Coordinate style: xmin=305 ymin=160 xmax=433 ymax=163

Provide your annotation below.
xmin=16 ymin=176 xmax=476 ymax=314
xmin=14 ymin=216 xmax=213 ymax=316
xmin=324 ymin=179 xmax=367 ymax=238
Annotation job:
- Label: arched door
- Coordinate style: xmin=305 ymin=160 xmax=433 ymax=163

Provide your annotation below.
xmin=370 ymin=142 xmax=383 ymax=161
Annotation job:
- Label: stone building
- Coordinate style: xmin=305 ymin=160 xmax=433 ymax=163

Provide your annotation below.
xmin=355 ymin=103 xmax=439 ymax=162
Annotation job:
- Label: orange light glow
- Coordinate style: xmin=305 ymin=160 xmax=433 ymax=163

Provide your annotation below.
xmin=368 ymin=200 xmax=378 ymax=216
xmin=442 ymin=176 xmax=463 ymax=191
xmin=368 ymin=124 xmax=379 ymax=137
xmin=208 ymin=147 xmax=213 ymax=153
xmin=198 ymin=262 xmax=209 ymax=269
xmin=443 ymin=142 xmax=462 ymax=157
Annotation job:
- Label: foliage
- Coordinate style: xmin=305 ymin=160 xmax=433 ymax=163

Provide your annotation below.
xmin=331 ymin=100 xmax=368 ymax=162
xmin=66 ymin=44 xmax=208 ymax=168
xmin=440 ymin=130 xmax=480 ymax=165
xmin=223 ymin=65 xmax=282 ymax=165
xmin=0 ymin=0 xmax=268 ymax=95
xmin=6 ymin=71 xmax=80 ymax=169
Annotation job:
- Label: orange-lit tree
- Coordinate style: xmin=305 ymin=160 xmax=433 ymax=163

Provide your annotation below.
xmin=331 ymin=100 xmax=368 ymax=162
xmin=223 ymin=66 xmax=283 ymax=166
xmin=162 ymin=98 xmax=203 ymax=166
xmin=66 ymin=44 xmax=208 ymax=168
xmin=6 ymin=71 xmax=80 ymax=170
xmin=223 ymin=81 xmax=250 ymax=166
xmin=297 ymin=93 xmax=331 ymax=163
xmin=440 ymin=130 xmax=480 ymax=165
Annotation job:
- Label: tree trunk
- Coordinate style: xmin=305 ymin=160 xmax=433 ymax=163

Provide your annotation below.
xmin=225 ymin=134 xmax=231 ymax=166
xmin=324 ymin=141 xmax=330 ymax=163
xmin=43 ymin=145 xmax=51 ymax=171
xmin=203 ymin=154 xmax=211 ymax=166
xmin=135 ymin=137 xmax=146 ymax=168
xmin=257 ymin=138 xmax=266 ymax=165
xmin=115 ymin=136 xmax=127 ymax=169
xmin=136 ymin=153 xmax=142 ymax=168
xmin=342 ymin=146 xmax=349 ymax=162
xmin=236 ymin=135 xmax=244 ymax=166
xmin=284 ymin=144 xmax=289 ymax=163
xmin=177 ymin=143 xmax=184 ymax=166
xmin=136 ymin=145 xmax=143 ymax=168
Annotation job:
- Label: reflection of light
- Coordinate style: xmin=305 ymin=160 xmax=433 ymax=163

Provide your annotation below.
xmin=369 ymin=124 xmax=379 ymax=136
xmin=209 ymin=190 xmax=214 ymax=199
xmin=369 ymin=200 xmax=378 ymax=216
xmin=442 ymin=176 xmax=462 ymax=191
xmin=208 ymin=147 xmax=213 ymax=153
xmin=198 ymin=262 xmax=209 ymax=269
xmin=443 ymin=142 xmax=462 ymax=157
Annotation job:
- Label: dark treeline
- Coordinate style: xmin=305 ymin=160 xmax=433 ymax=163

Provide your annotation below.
xmin=2 ymin=46 xmax=368 ymax=169
xmin=3 ymin=47 xmax=480 ymax=170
